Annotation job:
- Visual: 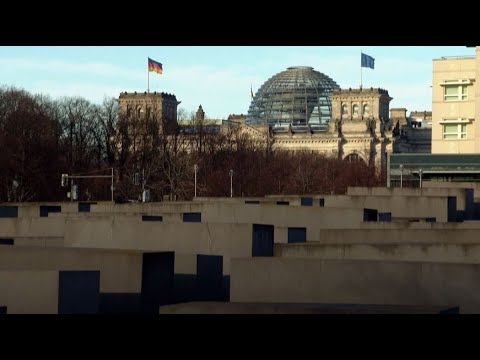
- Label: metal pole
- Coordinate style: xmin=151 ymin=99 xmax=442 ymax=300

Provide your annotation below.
xmin=360 ymin=51 xmax=363 ymax=88
xmin=419 ymin=169 xmax=423 ymax=189
xmin=147 ymin=61 xmax=150 ymax=93
xmin=111 ymin=167 xmax=114 ymax=203
xmin=229 ymin=169 xmax=233 ymax=198
xmin=194 ymin=164 xmax=198 ymax=198
xmin=142 ymin=168 xmax=145 ymax=201
xmin=399 ymin=164 xmax=403 ymax=188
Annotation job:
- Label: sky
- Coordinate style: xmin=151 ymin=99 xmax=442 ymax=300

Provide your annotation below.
xmin=0 ymin=46 xmax=473 ymax=119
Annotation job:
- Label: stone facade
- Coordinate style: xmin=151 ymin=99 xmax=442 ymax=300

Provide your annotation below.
xmin=117 ymin=87 xmax=429 ymax=172
xmin=228 ymin=88 xmax=394 ymax=170
xmin=410 ymin=111 xmax=432 ymax=128
xmin=118 ymin=91 xmax=180 ymax=133
xmin=392 ymin=109 xmax=432 ymax=154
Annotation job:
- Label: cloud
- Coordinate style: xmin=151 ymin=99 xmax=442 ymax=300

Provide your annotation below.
xmin=159 ymin=65 xmax=265 ymax=118
xmin=0 ymin=57 xmax=144 ymax=81
xmin=28 ymin=81 xmax=123 ymax=103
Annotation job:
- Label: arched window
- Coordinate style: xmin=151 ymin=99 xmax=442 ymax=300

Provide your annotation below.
xmin=353 ymin=104 xmax=359 ymax=115
xmin=344 ymin=153 xmax=359 ymax=162
xmin=363 ymin=104 xmax=370 ymax=116
xmin=137 ymin=107 xmax=141 ymax=118
xmin=341 ymin=103 xmax=348 ymax=115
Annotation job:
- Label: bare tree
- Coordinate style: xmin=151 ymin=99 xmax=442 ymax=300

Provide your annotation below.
xmin=0 ymin=87 xmax=63 ymax=201
xmin=95 ymin=97 xmax=118 ymax=166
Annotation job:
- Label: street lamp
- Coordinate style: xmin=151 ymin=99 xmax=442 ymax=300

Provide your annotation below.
xmin=399 ymin=164 xmax=404 ymax=188
xmin=12 ymin=179 xmax=18 ymax=202
xmin=229 ymin=169 xmax=233 ymax=198
xmin=419 ymin=168 xmax=423 ymax=189
xmin=194 ymin=164 xmax=198 ymax=198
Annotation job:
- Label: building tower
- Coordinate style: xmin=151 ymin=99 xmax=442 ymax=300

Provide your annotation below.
xmin=118 ymin=91 xmax=181 ymax=133
xmin=329 ymin=87 xmax=393 ymax=168
xmin=196 ymin=105 xmax=205 ymax=124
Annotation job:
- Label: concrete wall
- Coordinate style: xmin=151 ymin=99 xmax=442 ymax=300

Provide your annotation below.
xmin=0 ymin=217 xmax=66 ymax=237
xmin=0 ymin=270 xmax=58 ymax=314
xmin=12 ymin=202 xmax=80 ymax=218
xmin=63 ymin=220 xmax=253 ymax=275
xmin=13 ymin=237 xmax=64 ymax=247
xmin=9 ymin=192 xmax=458 ymax=225
xmin=17 ymin=201 xmax=364 ymax=229
xmin=305 ymin=225 xmax=480 ymax=244
xmin=230 ymin=258 xmax=480 ymax=313
xmin=275 ymin=242 xmax=480 ymax=264
xmin=346 ymin=186 xmax=465 ymax=198
xmin=183 ymin=203 xmax=362 ymax=229
xmin=265 ymin=193 xmax=457 ymax=215
xmin=0 ymin=246 xmax=142 ymax=293
xmin=345 ymin=186 xmax=465 ymax=214
xmin=422 ymin=181 xmax=480 ymax=201
xmin=323 ymin=194 xmax=450 ymax=221
xmin=174 ymin=254 xmax=197 ymax=274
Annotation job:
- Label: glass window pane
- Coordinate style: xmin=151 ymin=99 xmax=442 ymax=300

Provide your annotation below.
xmin=444 ymin=86 xmax=458 ymax=96
xmin=363 ymin=104 xmax=369 ymax=115
xmin=444 ymin=124 xmax=458 ymax=133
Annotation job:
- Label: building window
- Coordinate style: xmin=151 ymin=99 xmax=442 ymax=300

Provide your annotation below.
xmin=363 ymin=104 xmax=369 ymax=116
xmin=444 ymin=85 xmax=468 ymax=101
xmin=381 ymin=105 xmax=387 ymax=119
xmin=442 ymin=122 xmax=467 ymax=139
xmin=344 ymin=153 xmax=362 ymax=163
xmin=353 ymin=104 xmax=359 ymax=115
xmin=341 ymin=103 xmax=348 ymax=115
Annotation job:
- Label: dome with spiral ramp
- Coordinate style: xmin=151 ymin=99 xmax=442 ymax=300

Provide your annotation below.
xmin=246 ymin=66 xmax=339 ymax=131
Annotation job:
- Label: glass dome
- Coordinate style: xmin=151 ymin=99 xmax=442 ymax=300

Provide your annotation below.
xmin=246 ymin=66 xmax=339 ymax=130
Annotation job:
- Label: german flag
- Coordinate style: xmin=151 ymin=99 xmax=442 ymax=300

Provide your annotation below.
xmin=148 ymin=57 xmax=163 ymax=74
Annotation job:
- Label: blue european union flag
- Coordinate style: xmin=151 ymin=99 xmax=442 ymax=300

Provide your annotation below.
xmin=361 ymin=53 xmax=375 ymax=69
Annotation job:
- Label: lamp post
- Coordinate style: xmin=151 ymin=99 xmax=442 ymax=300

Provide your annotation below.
xmin=194 ymin=164 xmax=198 ymax=198
xmin=419 ymin=168 xmax=423 ymax=189
xmin=399 ymin=164 xmax=404 ymax=188
xmin=111 ymin=167 xmax=114 ymax=203
xmin=12 ymin=179 xmax=18 ymax=202
xmin=229 ymin=169 xmax=233 ymax=198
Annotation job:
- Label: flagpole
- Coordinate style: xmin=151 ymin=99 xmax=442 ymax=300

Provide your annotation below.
xmin=147 ymin=61 xmax=150 ymax=93
xmin=360 ymin=51 xmax=363 ymax=88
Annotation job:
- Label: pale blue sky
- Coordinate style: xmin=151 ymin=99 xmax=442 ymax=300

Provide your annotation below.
xmin=0 ymin=46 xmax=472 ymax=119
